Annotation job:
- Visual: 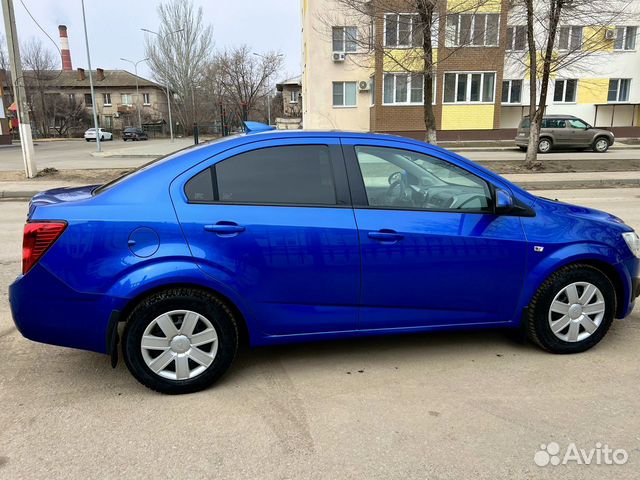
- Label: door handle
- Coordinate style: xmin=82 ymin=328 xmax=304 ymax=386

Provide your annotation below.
xmin=204 ymin=222 xmax=246 ymax=235
xmin=367 ymin=229 xmax=404 ymax=242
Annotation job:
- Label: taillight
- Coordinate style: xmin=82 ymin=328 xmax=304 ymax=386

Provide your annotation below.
xmin=22 ymin=221 xmax=67 ymax=274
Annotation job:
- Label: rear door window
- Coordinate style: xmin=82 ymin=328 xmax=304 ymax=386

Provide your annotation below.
xmin=185 ymin=145 xmax=337 ymax=205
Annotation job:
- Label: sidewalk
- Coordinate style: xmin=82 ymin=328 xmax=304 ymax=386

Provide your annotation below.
xmin=89 ymin=138 xmax=194 ymax=158
xmin=2 ymin=170 xmax=640 ymax=199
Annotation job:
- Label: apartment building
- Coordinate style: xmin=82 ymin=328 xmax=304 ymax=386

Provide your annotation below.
xmin=301 ymin=0 xmax=640 ymax=139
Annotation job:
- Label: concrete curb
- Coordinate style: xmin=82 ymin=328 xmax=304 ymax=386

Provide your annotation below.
xmin=3 ymin=178 xmax=640 ymax=199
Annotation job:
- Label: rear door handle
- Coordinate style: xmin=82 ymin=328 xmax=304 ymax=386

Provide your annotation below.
xmin=204 ymin=223 xmax=245 ymax=235
xmin=367 ymin=229 xmax=404 ymax=242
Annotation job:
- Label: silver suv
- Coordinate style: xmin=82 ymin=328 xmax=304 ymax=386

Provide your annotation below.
xmin=515 ymin=115 xmax=614 ymax=153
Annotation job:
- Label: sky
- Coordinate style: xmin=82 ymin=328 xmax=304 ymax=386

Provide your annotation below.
xmin=1 ymin=0 xmax=302 ymax=82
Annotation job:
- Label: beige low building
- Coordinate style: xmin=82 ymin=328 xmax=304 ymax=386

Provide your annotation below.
xmin=2 ymin=68 xmax=168 ymax=136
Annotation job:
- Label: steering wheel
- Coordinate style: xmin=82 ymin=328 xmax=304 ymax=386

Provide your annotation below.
xmin=383 ymin=171 xmax=411 ymax=206
xmin=456 ymin=194 xmax=487 ymax=210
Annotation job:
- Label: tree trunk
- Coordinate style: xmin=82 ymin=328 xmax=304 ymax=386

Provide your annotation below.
xmin=418 ymin=0 xmax=437 ymax=144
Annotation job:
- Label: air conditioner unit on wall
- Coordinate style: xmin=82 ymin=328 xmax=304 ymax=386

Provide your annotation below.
xmin=604 ymin=29 xmax=616 ymax=40
xmin=332 ymin=52 xmax=346 ymax=62
xmin=358 ymin=80 xmax=370 ymax=91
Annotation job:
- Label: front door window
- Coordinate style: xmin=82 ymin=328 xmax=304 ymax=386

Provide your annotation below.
xmin=354 ymin=146 xmax=492 ymax=212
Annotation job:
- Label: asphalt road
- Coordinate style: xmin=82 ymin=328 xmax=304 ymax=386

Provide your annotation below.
xmin=0 ymin=188 xmax=639 ymax=479
xmin=1 ymin=139 xmax=640 ymax=171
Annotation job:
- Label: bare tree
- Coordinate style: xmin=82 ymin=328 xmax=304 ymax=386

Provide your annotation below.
xmin=214 ymin=45 xmax=284 ymax=123
xmin=508 ymin=0 xmax=634 ymax=166
xmin=145 ymin=0 xmax=214 ymax=134
xmin=319 ymin=0 xmax=495 ymax=144
xmin=21 ymin=37 xmax=58 ymax=137
xmin=48 ymin=94 xmax=90 ymax=136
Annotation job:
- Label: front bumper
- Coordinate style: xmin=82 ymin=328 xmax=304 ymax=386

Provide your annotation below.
xmin=9 ymin=263 xmax=124 ymax=354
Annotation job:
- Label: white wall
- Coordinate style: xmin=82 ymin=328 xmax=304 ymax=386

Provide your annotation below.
xmin=301 ymin=0 xmax=372 ymax=131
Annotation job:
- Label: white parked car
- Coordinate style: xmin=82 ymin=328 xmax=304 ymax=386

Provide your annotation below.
xmin=84 ymin=128 xmax=113 ymax=142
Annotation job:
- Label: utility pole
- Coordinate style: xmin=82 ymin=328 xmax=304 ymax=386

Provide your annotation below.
xmin=121 ymin=57 xmax=148 ymax=128
xmin=2 ymin=0 xmax=36 ymax=178
xmin=81 ymin=0 xmax=100 ymax=152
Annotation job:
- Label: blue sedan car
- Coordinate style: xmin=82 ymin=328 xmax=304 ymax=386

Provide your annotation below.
xmin=9 ymin=125 xmax=640 ymax=394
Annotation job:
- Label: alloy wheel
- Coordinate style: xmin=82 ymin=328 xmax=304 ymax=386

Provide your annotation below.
xmin=595 ymin=138 xmax=608 ymax=152
xmin=548 ymin=282 xmax=606 ymax=343
xmin=140 ymin=309 xmax=219 ymax=380
xmin=538 ymin=139 xmax=551 ymax=153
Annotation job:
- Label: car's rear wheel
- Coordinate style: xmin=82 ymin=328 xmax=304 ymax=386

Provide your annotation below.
xmin=122 ymin=288 xmax=238 ymax=394
xmin=526 ymin=264 xmax=615 ymax=354
xmin=518 ymin=146 xmax=527 ymax=152
xmin=537 ymin=137 xmax=552 ymax=153
xmin=593 ymin=137 xmax=609 ymax=153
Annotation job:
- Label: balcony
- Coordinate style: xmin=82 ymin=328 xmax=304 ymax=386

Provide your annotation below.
xmin=117 ymin=104 xmax=135 ymax=114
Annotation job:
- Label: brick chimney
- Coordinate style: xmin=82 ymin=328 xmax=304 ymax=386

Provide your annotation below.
xmin=96 ymin=68 xmax=105 ymax=81
xmin=58 ymin=25 xmax=73 ymax=71
xmin=77 ymin=68 xmax=85 ymax=81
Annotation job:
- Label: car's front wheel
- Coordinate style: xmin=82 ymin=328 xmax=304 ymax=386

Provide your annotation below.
xmin=122 ymin=288 xmax=238 ymax=394
xmin=526 ymin=264 xmax=615 ymax=354
xmin=593 ymin=137 xmax=610 ymax=153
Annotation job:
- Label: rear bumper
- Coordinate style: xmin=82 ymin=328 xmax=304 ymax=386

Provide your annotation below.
xmin=9 ymin=264 xmax=124 ymax=354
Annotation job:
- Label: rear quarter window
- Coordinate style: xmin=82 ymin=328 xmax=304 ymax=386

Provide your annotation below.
xmin=184 ymin=145 xmax=337 ymax=205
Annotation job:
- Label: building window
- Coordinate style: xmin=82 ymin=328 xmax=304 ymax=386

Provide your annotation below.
xmin=383 ymin=73 xmax=435 ymax=105
xmin=103 ymin=116 xmax=113 ymax=129
xmin=332 ymin=81 xmax=357 ymax=107
xmin=370 ymin=75 xmax=375 ymax=105
xmin=443 ymin=72 xmax=495 ymax=103
xmin=142 ymin=93 xmax=151 ymax=105
xmin=614 ymin=26 xmax=637 ymax=50
xmin=505 ymin=26 xmax=526 ymax=51
xmin=607 ymin=78 xmax=630 ymax=102
xmin=553 ymin=79 xmax=577 ymax=103
xmin=446 ymin=14 xmax=499 ymax=47
xmin=384 ymin=14 xmax=425 ymax=48
xmin=68 ymin=93 xmax=76 ymax=104
xmin=121 ymin=93 xmax=133 ymax=106
xmin=332 ymin=26 xmax=357 ymax=52
xmin=289 ymin=90 xmax=299 ymax=103
xmin=103 ymin=93 xmax=111 ymax=106
xmin=501 ymin=80 xmax=522 ymax=104
xmin=84 ymin=93 xmax=93 ymax=106
xmin=558 ymin=26 xmax=583 ymax=50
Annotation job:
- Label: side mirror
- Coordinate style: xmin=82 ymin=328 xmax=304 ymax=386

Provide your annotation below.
xmin=495 ymin=189 xmax=514 ymax=214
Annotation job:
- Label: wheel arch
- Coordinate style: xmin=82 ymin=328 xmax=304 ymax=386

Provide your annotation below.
xmin=118 ymin=282 xmax=251 ymax=347
xmin=592 ymin=134 xmax=612 ymax=146
xmin=522 ymin=256 xmax=627 ymax=320
xmin=108 ymin=281 xmax=254 ymax=367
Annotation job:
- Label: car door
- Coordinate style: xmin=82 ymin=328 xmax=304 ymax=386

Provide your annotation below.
xmin=172 ymin=137 xmax=360 ymax=336
xmin=566 ymin=118 xmax=593 ymax=146
xmin=341 ymin=138 xmax=528 ymax=330
xmin=549 ymin=118 xmax=571 ymax=146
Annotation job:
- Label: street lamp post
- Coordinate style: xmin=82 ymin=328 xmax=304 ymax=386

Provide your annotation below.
xmin=141 ymin=28 xmax=183 ymax=142
xmin=81 ymin=0 xmax=101 ymax=152
xmin=252 ymin=52 xmax=283 ymax=126
xmin=120 ymin=57 xmax=148 ymax=129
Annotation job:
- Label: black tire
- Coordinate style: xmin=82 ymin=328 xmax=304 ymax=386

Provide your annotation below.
xmin=526 ymin=264 xmax=616 ymax=354
xmin=518 ymin=146 xmax=527 ymax=152
xmin=100 ymin=135 xmax=104 ymax=141
xmin=122 ymin=287 xmax=239 ymax=394
xmin=537 ymin=137 xmax=552 ymax=154
xmin=85 ymin=138 xmax=90 ymax=142
xmin=592 ymin=137 xmax=610 ymax=153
